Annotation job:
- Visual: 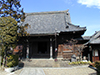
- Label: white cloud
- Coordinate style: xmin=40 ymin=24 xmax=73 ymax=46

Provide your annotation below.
xmin=77 ymin=0 xmax=100 ymax=9
xmin=62 ymin=0 xmax=75 ymax=6
xmin=63 ymin=0 xmax=72 ymax=4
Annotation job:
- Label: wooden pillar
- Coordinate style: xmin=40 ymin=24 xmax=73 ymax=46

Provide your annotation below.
xmin=94 ymin=50 xmax=95 ymax=62
xmin=26 ymin=46 xmax=29 ymax=59
xmin=89 ymin=45 xmax=92 ymax=61
xmin=50 ymin=38 xmax=53 ymax=59
xmin=26 ymin=39 xmax=29 ymax=59
xmin=88 ymin=54 xmax=90 ymax=61
xmin=81 ymin=52 xmax=82 ymax=61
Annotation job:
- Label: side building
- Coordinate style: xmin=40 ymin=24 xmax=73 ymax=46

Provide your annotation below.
xmin=85 ymin=31 xmax=100 ymax=62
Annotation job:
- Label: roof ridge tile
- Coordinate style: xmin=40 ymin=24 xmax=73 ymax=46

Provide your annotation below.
xmin=26 ymin=9 xmax=69 ymax=16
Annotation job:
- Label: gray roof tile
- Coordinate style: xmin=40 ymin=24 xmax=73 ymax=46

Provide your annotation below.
xmin=82 ymin=36 xmax=91 ymax=40
xmin=23 ymin=10 xmax=86 ymax=35
xmin=88 ymin=31 xmax=100 ymax=44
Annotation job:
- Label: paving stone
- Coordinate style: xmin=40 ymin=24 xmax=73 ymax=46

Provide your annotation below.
xmin=21 ymin=59 xmax=71 ymax=67
xmin=0 ymin=66 xmax=97 ymax=75
xmin=19 ymin=68 xmax=45 ymax=75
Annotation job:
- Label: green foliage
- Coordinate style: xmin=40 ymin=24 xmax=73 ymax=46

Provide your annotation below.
xmin=94 ymin=61 xmax=100 ymax=75
xmin=95 ymin=61 xmax=100 ymax=70
xmin=6 ymin=54 xmax=19 ymax=67
xmin=0 ymin=45 xmax=1 ymax=56
xmin=90 ymin=61 xmax=100 ymax=70
xmin=0 ymin=0 xmax=29 ymax=37
xmin=0 ymin=0 xmax=25 ymax=22
xmin=0 ymin=44 xmax=4 ymax=65
xmin=69 ymin=61 xmax=91 ymax=65
xmin=0 ymin=17 xmax=18 ymax=66
xmin=0 ymin=17 xmax=17 ymax=49
xmin=0 ymin=0 xmax=29 ymax=67
xmin=89 ymin=62 xmax=95 ymax=67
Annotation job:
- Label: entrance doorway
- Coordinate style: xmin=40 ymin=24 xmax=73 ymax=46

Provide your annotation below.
xmin=29 ymin=41 xmax=50 ymax=58
xmin=38 ymin=42 xmax=47 ymax=54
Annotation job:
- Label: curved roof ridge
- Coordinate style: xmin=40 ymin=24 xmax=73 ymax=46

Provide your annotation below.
xmin=67 ymin=22 xmax=86 ymax=29
xmin=26 ymin=9 xmax=69 ymax=16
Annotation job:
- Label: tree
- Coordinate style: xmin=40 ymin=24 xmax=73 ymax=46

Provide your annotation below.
xmin=0 ymin=0 xmax=29 ymax=66
xmin=0 ymin=0 xmax=25 ymax=22
xmin=66 ymin=39 xmax=85 ymax=61
xmin=74 ymin=44 xmax=84 ymax=61
xmin=0 ymin=17 xmax=18 ymax=66
xmin=0 ymin=0 xmax=28 ymax=36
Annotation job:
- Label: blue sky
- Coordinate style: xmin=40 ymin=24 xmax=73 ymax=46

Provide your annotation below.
xmin=20 ymin=0 xmax=100 ymax=36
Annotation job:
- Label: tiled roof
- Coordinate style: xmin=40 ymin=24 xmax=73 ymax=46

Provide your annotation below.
xmin=76 ymin=36 xmax=90 ymax=41
xmin=23 ymin=10 xmax=86 ymax=35
xmin=82 ymin=36 xmax=91 ymax=40
xmin=87 ymin=31 xmax=100 ymax=44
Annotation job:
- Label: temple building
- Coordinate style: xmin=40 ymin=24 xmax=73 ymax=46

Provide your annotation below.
xmin=19 ymin=10 xmax=87 ymax=60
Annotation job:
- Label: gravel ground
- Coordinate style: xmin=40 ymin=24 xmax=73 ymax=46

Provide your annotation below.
xmin=0 ymin=66 xmax=96 ymax=75
xmin=0 ymin=67 xmax=23 ymax=75
xmin=0 ymin=59 xmax=97 ymax=75
xmin=43 ymin=67 xmax=96 ymax=75
xmin=20 ymin=59 xmax=71 ymax=67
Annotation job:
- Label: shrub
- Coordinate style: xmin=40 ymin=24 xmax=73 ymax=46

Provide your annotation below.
xmin=95 ymin=61 xmax=100 ymax=70
xmin=0 ymin=46 xmax=1 ymax=56
xmin=69 ymin=61 xmax=91 ymax=65
xmin=94 ymin=61 xmax=100 ymax=75
xmin=90 ymin=62 xmax=95 ymax=67
xmin=6 ymin=54 xmax=19 ymax=67
xmin=0 ymin=51 xmax=1 ymax=56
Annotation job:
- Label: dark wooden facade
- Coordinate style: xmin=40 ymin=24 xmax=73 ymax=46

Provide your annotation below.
xmin=19 ymin=36 xmax=51 ymax=58
xmin=84 ymin=31 xmax=100 ymax=62
xmin=90 ymin=44 xmax=100 ymax=62
xmin=57 ymin=31 xmax=85 ymax=59
xmin=19 ymin=31 xmax=87 ymax=60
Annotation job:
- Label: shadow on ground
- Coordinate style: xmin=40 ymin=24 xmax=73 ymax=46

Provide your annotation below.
xmin=88 ymin=65 xmax=97 ymax=71
xmin=89 ymin=73 xmax=96 ymax=75
xmin=88 ymin=65 xmax=97 ymax=75
xmin=18 ymin=61 xmax=24 ymax=67
xmin=10 ymin=61 xmax=24 ymax=72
